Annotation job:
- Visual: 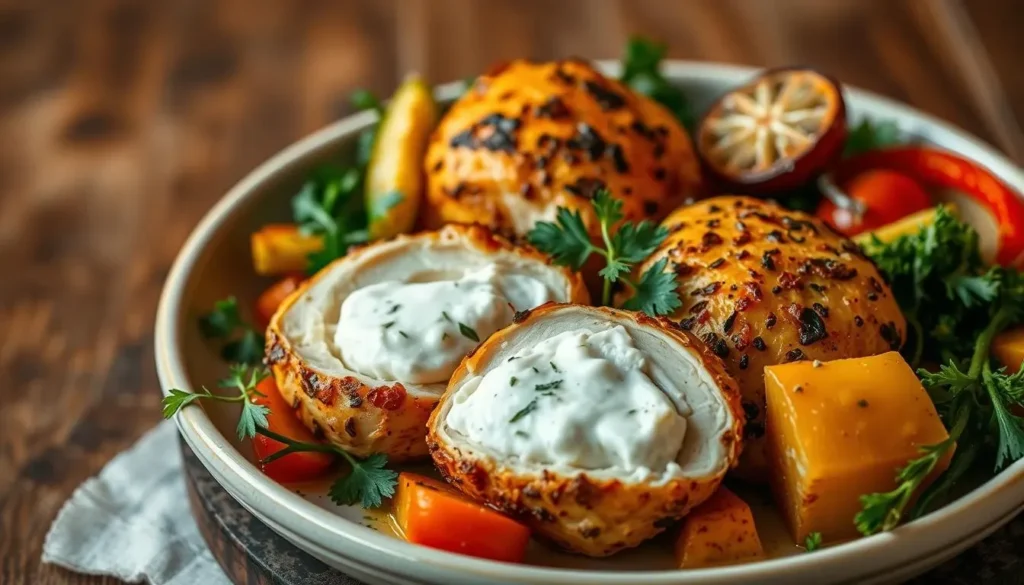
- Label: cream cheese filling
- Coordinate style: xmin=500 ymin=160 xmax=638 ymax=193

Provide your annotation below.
xmin=445 ymin=325 xmax=691 ymax=479
xmin=335 ymin=263 xmax=552 ymax=384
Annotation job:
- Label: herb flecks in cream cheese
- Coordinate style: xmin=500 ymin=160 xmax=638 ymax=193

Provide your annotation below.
xmin=446 ymin=326 xmax=689 ymax=478
xmin=335 ymin=264 xmax=552 ymax=384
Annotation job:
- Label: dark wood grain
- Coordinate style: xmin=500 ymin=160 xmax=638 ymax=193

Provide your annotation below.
xmin=1 ymin=1 xmax=1022 ymax=584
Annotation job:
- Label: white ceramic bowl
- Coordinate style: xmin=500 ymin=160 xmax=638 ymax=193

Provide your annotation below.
xmin=156 ymin=60 xmax=1024 ymax=585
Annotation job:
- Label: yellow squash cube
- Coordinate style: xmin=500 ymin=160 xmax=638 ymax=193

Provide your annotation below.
xmin=764 ymin=351 xmax=951 ymax=542
xmin=250 ymin=224 xmax=323 ymax=276
xmin=674 ymin=487 xmax=764 ymax=568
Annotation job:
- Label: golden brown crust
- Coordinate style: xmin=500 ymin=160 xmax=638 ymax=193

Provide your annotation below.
xmin=423 ymin=59 xmax=702 ymax=238
xmin=635 ymin=196 xmax=906 ymax=481
xmin=266 ymin=224 xmax=590 ymax=461
xmin=426 ymin=304 xmax=744 ymax=557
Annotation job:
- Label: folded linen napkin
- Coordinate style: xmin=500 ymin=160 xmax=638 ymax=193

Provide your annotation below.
xmin=42 ymin=420 xmax=231 ymax=585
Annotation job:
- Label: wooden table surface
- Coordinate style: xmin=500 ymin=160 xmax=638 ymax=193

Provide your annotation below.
xmin=1 ymin=1 xmax=1023 ymax=583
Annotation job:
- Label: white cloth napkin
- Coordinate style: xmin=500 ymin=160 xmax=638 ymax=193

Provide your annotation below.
xmin=42 ymin=420 xmax=231 ymax=585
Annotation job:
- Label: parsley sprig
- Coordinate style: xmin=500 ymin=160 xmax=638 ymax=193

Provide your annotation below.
xmin=527 ymin=189 xmax=681 ymax=315
xmin=198 ymin=297 xmax=264 ymax=365
xmin=292 ymin=91 xmax=401 ymax=274
xmin=856 ymin=209 xmax=1024 ymax=535
xmin=162 ymin=364 xmax=270 ymax=440
xmin=843 ymin=119 xmax=904 ymax=157
xmin=620 ymin=37 xmax=695 ymax=131
xmin=162 ymin=365 xmax=397 ymax=508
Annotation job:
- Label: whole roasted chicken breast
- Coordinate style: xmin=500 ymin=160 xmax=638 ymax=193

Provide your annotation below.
xmin=635 ymin=196 xmax=906 ymax=481
xmin=427 ymin=304 xmax=743 ymax=557
xmin=266 ymin=225 xmax=588 ymax=461
xmin=423 ymin=59 xmax=701 ymax=239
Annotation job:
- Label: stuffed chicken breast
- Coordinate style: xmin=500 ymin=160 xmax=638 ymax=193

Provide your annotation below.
xmin=635 ymin=196 xmax=906 ymax=481
xmin=427 ymin=304 xmax=743 ymax=557
xmin=265 ymin=225 xmax=588 ymax=461
xmin=423 ymin=59 xmax=701 ymax=239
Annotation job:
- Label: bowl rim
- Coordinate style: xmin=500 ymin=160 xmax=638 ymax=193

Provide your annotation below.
xmin=156 ymin=59 xmax=1024 ymax=584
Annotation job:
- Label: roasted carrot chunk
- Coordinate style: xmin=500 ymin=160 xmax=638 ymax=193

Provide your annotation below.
xmin=251 ymin=377 xmax=334 ymax=483
xmin=394 ymin=473 xmax=530 ymax=562
xmin=256 ymin=274 xmax=304 ymax=329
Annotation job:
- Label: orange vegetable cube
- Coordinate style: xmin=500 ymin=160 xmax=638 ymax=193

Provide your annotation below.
xmin=394 ymin=473 xmax=530 ymax=563
xmin=251 ymin=224 xmax=322 ymax=276
xmin=674 ymin=487 xmax=764 ymax=568
xmin=992 ymin=328 xmax=1024 ymax=416
xmin=764 ymin=351 xmax=952 ymax=542
xmin=256 ymin=274 xmax=304 ymax=330
xmin=993 ymin=327 xmax=1024 ymax=373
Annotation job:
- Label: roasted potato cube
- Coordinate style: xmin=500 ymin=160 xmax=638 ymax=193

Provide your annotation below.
xmin=251 ymin=224 xmax=322 ymax=276
xmin=764 ymin=351 xmax=952 ymax=542
xmin=674 ymin=487 xmax=764 ymax=568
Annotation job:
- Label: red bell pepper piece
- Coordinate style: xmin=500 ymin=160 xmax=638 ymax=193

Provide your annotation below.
xmin=251 ymin=377 xmax=335 ymax=483
xmin=830 ymin=146 xmax=1024 ymax=266
xmin=817 ymin=169 xmax=933 ymax=236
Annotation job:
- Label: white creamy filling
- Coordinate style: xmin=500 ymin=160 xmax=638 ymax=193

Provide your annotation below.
xmin=334 ymin=264 xmax=552 ymax=384
xmin=445 ymin=326 xmax=689 ymax=478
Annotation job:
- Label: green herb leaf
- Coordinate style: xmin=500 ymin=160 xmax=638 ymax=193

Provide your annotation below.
xmin=510 ymin=376 xmax=518 ymax=387
xmin=804 ymin=532 xmax=823 ymax=552
xmin=161 ymin=388 xmax=205 ymax=418
xmin=527 ymin=188 xmax=680 ymax=314
xmin=329 ymin=453 xmax=398 ymax=508
xmin=613 ymin=220 xmax=669 ymax=264
xmin=291 ymin=162 xmax=373 ymax=274
xmin=199 ymin=297 xmax=243 ymax=339
xmin=527 ymin=207 xmax=596 ymax=270
xmin=509 ymin=399 xmax=538 ymax=423
xmin=844 ymin=119 xmax=903 ymax=157
xmin=986 ymin=366 xmax=1024 ymax=470
xmin=534 ymin=380 xmax=563 ymax=391
xmin=620 ymin=36 xmax=695 ymax=130
xmin=350 ymin=89 xmax=383 ymax=114
xmin=459 ymin=322 xmax=480 ymax=342
xmin=621 ymin=258 xmax=682 ymax=316
xmin=237 ymin=400 xmax=270 ymax=441
xmin=221 ymin=328 xmax=265 ymax=366
xmin=598 ymin=258 xmax=631 ymax=282
xmin=592 ymin=188 xmax=625 ymax=227
xmin=855 ymin=438 xmax=956 ymax=535
xmin=162 ymin=365 xmax=270 ymax=442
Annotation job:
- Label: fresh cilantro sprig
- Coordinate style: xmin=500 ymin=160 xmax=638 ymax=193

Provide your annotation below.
xmin=856 ymin=210 xmax=1024 ymax=534
xmin=293 ymin=90 xmax=402 ymax=274
xmin=527 ymin=189 xmax=681 ymax=315
xmin=855 ymin=406 xmax=967 ymax=535
xmin=843 ymin=119 xmax=904 ymax=157
xmin=162 ymin=365 xmax=398 ymax=508
xmin=620 ymin=37 xmax=695 ymax=131
xmin=162 ymin=364 xmax=271 ymax=441
xmin=198 ymin=297 xmax=265 ymax=365
xmin=862 ymin=207 xmax=995 ymax=368
xmin=257 ymin=426 xmax=398 ymax=508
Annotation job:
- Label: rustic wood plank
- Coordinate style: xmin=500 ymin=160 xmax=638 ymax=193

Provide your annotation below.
xmin=957 ymin=0 xmax=1024 ymax=163
xmin=0 ymin=1 xmax=1018 ymax=584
